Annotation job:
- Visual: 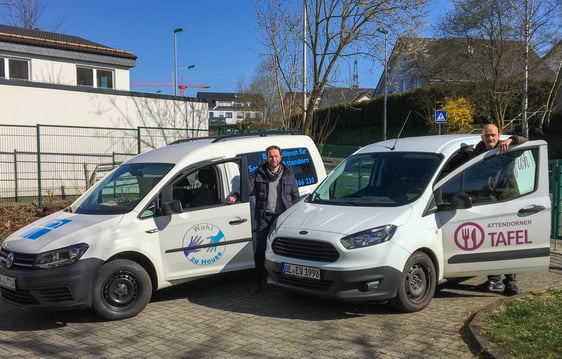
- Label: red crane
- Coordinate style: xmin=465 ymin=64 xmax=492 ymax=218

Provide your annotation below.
xmin=131 ymin=80 xmax=210 ymax=96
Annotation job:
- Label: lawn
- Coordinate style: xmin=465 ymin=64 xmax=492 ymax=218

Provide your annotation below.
xmin=483 ymin=288 xmax=562 ymax=358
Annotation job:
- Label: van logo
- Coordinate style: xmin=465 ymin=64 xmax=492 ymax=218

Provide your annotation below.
xmin=5 ymin=252 xmax=14 ymax=269
xmin=182 ymin=223 xmax=226 ymax=266
xmin=454 ymin=222 xmax=485 ymax=251
xmin=299 ymin=231 xmax=308 ymax=235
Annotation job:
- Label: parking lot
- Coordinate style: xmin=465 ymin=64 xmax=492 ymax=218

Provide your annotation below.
xmin=0 ymin=248 xmax=560 ymax=359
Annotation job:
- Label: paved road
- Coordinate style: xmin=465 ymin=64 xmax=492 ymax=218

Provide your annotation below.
xmin=1 ymin=246 xmax=561 ymax=359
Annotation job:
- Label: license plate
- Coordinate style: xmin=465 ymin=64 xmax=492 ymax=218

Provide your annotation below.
xmin=0 ymin=274 xmax=16 ymax=290
xmin=281 ymin=263 xmax=320 ymax=280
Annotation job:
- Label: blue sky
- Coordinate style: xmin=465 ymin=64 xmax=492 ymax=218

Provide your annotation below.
xmin=23 ymin=0 xmax=451 ymax=97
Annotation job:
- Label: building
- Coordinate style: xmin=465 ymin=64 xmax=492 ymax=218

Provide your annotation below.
xmin=0 ymin=24 xmax=207 ymax=131
xmin=197 ymin=91 xmax=263 ymax=126
xmin=317 ymin=87 xmax=375 ymax=109
xmin=375 ymin=37 xmax=554 ymax=96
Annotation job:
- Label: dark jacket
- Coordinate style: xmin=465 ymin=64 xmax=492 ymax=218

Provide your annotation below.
xmin=249 ymin=163 xmax=300 ymax=221
xmin=473 ymin=135 xmax=527 ymax=156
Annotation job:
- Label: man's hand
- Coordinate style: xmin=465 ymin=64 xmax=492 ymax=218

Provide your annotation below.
xmin=497 ymin=138 xmax=512 ymax=153
xmin=226 ymin=195 xmax=237 ymax=204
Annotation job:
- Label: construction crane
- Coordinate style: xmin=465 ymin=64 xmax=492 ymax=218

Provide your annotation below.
xmin=131 ymin=80 xmax=210 ymax=96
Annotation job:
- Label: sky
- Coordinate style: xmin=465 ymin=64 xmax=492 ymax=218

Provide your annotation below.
xmin=6 ymin=0 xmax=452 ymax=97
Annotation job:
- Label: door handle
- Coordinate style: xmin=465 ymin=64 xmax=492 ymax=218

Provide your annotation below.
xmin=229 ymin=218 xmax=248 ymax=225
xmin=145 ymin=228 xmax=159 ymax=234
xmin=518 ymin=205 xmax=545 ymax=215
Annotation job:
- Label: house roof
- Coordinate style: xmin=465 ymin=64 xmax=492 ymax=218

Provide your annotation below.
xmin=383 ymin=37 xmax=553 ymax=88
xmin=543 ymin=39 xmax=562 ymax=72
xmin=0 ymin=24 xmax=136 ymax=60
xmin=318 ymin=87 xmax=375 ymax=108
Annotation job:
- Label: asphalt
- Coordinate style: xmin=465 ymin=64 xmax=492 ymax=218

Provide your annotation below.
xmin=0 ymin=241 xmax=560 ymax=359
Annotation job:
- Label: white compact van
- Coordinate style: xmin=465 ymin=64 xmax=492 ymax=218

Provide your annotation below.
xmin=265 ymin=135 xmax=551 ymax=312
xmin=0 ymin=132 xmax=326 ymax=320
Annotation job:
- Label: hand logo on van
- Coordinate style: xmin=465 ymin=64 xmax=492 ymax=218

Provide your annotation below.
xmin=454 ymin=222 xmax=485 ymax=251
xmin=182 ymin=224 xmax=226 ymax=265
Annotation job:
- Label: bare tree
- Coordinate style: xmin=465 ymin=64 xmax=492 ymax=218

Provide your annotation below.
xmin=439 ymin=0 xmax=560 ymax=133
xmin=256 ymin=0 xmax=429 ymax=141
xmin=1 ymin=0 xmax=45 ymax=29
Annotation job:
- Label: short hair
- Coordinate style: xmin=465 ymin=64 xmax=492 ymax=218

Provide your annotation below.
xmin=265 ymin=145 xmax=281 ymax=155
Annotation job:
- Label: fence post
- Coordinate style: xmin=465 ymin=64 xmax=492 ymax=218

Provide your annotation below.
xmin=36 ymin=124 xmax=42 ymax=207
xmin=137 ymin=127 xmax=141 ymax=154
xmin=13 ymin=150 xmax=18 ymax=202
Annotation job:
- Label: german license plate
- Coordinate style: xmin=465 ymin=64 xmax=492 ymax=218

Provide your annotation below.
xmin=0 ymin=274 xmax=16 ymax=290
xmin=281 ymin=263 xmax=320 ymax=280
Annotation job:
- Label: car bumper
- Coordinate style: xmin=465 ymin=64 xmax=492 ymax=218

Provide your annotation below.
xmin=265 ymin=259 xmax=402 ymax=302
xmin=0 ymin=258 xmax=103 ymax=310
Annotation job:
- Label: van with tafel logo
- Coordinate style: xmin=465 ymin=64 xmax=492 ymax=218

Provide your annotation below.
xmin=0 ymin=132 xmax=326 ymax=320
xmin=265 ymin=135 xmax=551 ymax=312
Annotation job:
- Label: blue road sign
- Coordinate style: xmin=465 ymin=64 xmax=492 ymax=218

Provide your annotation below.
xmin=435 ymin=110 xmax=447 ymax=124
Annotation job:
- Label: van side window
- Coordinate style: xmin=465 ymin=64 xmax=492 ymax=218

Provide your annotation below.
xmin=242 ymin=147 xmax=318 ymax=187
xmin=170 ymin=166 xmax=220 ymax=210
xmin=438 ymin=149 xmax=538 ymax=206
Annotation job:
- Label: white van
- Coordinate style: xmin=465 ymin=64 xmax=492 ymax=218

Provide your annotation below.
xmin=0 ymin=132 xmax=326 ymax=320
xmin=265 ymin=135 xmax=551 ymax=312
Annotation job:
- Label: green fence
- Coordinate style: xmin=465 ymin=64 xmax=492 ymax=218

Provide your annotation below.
xmin=0 ymin=124 xmax=213 ymax=206
xmin=551 ymin=160 xmax=562 ymax=241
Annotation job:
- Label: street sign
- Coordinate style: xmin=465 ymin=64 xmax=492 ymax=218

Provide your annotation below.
xmin=435 ymin=110 xmax=447 ymax=124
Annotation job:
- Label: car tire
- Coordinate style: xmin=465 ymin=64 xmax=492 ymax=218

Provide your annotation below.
xmin=390 ymin=251 xmax=436 ymax=313
xmin=92 ymin=259 xmax=152 ymax=320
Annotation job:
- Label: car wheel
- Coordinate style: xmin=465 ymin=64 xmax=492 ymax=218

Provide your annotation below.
xmin=92 ymin=259 xmax=152 ymax=320
xmin=390 ymin=251 xmax=436 ymax=313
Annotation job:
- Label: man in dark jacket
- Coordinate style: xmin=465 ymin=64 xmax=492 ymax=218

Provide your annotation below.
xmin=228 ymin=145 xmax=300 ymax=293
xmin=473 ymin=124 xmax=527 ymax=296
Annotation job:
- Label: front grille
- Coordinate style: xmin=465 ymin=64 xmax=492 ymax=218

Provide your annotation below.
xmin=272 ymin=237 xmax=339 ymax=262
xmin=278 ymin=274 xmax=333 ymax=290
xmin=1 ymin=286 xmax=73 ymax=305
xmin=34 ymin=287 xmax=74 ymax=303
xmin=0 ymin=248 xmax=36 ymax=268
xmin=1 ymin=287 xmax=39 ymax=305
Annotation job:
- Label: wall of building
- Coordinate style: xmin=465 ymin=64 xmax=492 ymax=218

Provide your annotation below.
xmin=0 ymin=81 xmax=207 ymax=130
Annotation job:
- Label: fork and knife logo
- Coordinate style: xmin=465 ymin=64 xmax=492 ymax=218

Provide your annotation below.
xmin=453 ymin=222 xmax=485 ymax=251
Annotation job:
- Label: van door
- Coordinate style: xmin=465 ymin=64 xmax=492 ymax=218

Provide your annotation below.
xmin=434 ymin=141 xmax=551 ymax=277
xmin=145 ymin=158 xmax=254 ymax=282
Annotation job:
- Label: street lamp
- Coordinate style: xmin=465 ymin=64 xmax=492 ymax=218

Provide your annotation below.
xmin=173 ymin=27 xmax=184 ymax=96
xmin=377 ymin=27 xmax=388 ymax=141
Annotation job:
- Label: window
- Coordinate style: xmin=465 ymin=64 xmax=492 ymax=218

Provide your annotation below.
xmin=242 ymin=147 xmax=322 ymax=189
xmin=97 ymin=69 xmax=113 ymax=88
xmin=226 ymin=112 xmax=233 ymax=118
xmin=76 ymin=66 xmax=114 ymax=88
xmin=438 ymin=149 xmax=537 ymax=206
xmin=0 ymin=58 xmax=29 ymax=80
xmin=77 ymin=67 xmax=94 ymax=86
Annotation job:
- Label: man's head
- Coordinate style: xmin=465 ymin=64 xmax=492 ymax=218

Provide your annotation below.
xmin=481 ymin=124 xmax=501 ymax=150
xmin=265 ymin=145 xmax=282 ymax=172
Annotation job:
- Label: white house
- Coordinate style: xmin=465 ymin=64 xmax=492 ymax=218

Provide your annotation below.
xmin=0 ymin=24 xmax=207 ymax=131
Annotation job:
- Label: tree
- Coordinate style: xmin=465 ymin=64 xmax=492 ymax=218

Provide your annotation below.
xmin=443 ymin=96 xmax=475 ymax=133
xmin=438 ymin=0 xmax=560 ymax=135
xmin=1 ymin=0 xmax=45 ymax=29
xmin=256 ymin=0 xmax=430 ymax=143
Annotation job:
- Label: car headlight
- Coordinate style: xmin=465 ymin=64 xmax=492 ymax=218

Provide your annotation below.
xmin=34 ymin=243 xmax=89 ymax=269
xmin=340 ymin=225 xmax=397 ymax=249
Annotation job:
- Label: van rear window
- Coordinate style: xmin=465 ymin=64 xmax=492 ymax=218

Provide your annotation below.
xmin=242 ymin=147 xmax=318 ymax=187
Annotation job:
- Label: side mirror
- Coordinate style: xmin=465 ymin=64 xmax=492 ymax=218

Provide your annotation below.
xmin=163 ymin=200 xmax=183 ymax=214
xmin=437 ymin=192 xmax=473 ymax=211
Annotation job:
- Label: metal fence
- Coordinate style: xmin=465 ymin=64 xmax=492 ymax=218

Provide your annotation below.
xmin=0 ymin=124 xmax=211 ymax=206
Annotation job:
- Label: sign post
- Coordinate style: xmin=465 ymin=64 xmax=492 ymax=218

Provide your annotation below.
xmin=435 ymin=110 xmax=447 ymax=135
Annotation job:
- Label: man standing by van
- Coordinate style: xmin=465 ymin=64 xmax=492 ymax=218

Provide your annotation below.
xmin=473 ymin=124 xmax=527 ymax=296
xmin=228 ymin=145 xmax=300 ymax=293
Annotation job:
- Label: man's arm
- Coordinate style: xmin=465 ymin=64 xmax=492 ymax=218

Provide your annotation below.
xmin=497 ymin=135 xmax=528 ymax=153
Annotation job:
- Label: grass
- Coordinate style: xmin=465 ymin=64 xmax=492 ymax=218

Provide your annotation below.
xmin=483 ymin=288 xmax=562 ymax=358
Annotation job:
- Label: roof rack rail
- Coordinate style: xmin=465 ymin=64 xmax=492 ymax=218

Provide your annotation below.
xmin=211 ymin=130 xmax=302 ymax=143
xmin=168 ymin=136 xmax=218 ymax=145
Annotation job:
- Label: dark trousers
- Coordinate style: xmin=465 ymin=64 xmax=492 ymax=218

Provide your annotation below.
xmin=254 ymin=213 xmax=278 ymax=284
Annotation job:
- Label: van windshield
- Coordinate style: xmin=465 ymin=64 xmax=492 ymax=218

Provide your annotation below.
xmin=308 ymin=152 xmax=441 ymax=207
xmin=73 ymin=163 xmax=173 ymax=214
